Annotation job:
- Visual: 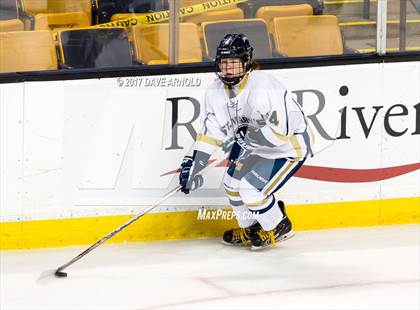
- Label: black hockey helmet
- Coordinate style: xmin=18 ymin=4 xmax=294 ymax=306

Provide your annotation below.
xmin=215 ymin=34 xmax=253 ymax=86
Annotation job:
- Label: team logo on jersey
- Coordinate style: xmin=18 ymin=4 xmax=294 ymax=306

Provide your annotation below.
xmin=221 ymin=117 xmax=265 ymax=136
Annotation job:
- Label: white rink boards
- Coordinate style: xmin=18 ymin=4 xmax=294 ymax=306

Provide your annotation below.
xmin=0 ymin=61 xmax=419 ymax=250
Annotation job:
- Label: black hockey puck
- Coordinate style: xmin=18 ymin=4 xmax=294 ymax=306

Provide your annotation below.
xmin=55 ymin=270 xmax=68 ymax=278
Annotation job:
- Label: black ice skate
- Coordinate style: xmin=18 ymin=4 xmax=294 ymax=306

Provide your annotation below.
xmin=222 ymin=222 xmax=261 ymax=246
xmin=250 ymin=201 xmax=294 ymax=250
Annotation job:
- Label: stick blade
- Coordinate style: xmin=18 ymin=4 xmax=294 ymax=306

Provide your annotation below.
xmin=55 ymin=270 xmax=68 ymax=278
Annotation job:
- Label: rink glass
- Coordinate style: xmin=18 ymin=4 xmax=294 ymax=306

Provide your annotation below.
xmin=0 ymin=0 xmax=419 ymax=73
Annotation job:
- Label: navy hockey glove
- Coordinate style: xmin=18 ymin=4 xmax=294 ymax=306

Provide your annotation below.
xmin=179 ymin=151 xmax=209 ymax=194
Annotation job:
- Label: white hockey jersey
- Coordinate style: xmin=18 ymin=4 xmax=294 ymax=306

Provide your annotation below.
xmin=193 ymin=70 xmax=313 ymax=160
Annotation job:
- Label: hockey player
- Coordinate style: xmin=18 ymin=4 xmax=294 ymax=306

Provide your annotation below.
xmin=179 ymin=34 xmax=313 ymax=250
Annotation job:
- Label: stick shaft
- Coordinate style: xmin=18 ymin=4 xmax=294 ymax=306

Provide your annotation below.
xmin=57 ymin=186 xmax=181 ymax=273
xmin=56 ymin=153 xmax=227 ymax=273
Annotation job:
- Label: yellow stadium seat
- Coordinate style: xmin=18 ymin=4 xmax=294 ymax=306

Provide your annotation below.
xmin=0 ymin=19 xmax=24 ymax=32
xmin=272 ymin=15 xmax=344 ymax=57
xmin=182 ymin=8 xmax=244 ymax=38
xmin=0 ymin=30 xmax=58 ymax=73
xmin=110 ymin=13 xmax=148 ymax=22
xmin=34 ymin=12 xmax=90 ymax=31
xmin=21 ymin=0 xmax=92 ymax=28
xmin=182 ymin=8 xmax=244 ymax=24
xmin=256 ymin=4 xmax=313 ymax=34
xmin=49 ymin=0 xmax=92 ymax=16
xmin=21 ymin=0 xmax=91 ymax=15
xmin=147 ymin=58 xmax=202 ymax=65
xmin=132 ymin=23 xmax=202 ymax=64
xmin=20 ymin=0 xmax=48 ymax=15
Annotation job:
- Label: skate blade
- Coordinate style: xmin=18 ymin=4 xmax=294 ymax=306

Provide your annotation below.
xmin=278 ymin=230 xmax=295 ymax=242
xmin=250 ymin=230 xmax=295 ymax=251
xmin=250 ymin=244 xmax=272 ymax=251
xmin=221 ymin=240 xmax=250 ymax=247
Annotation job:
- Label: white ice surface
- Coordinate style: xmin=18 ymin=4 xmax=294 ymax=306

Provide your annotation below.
xmin=1 ymin=225 xmax=419 ymax=310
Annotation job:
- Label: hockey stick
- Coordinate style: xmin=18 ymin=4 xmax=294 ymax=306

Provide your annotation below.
xmin=54 ymin=186 xmax=181 ymax=278
xmin=37 ymin=153 xmax=227 ymax=282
